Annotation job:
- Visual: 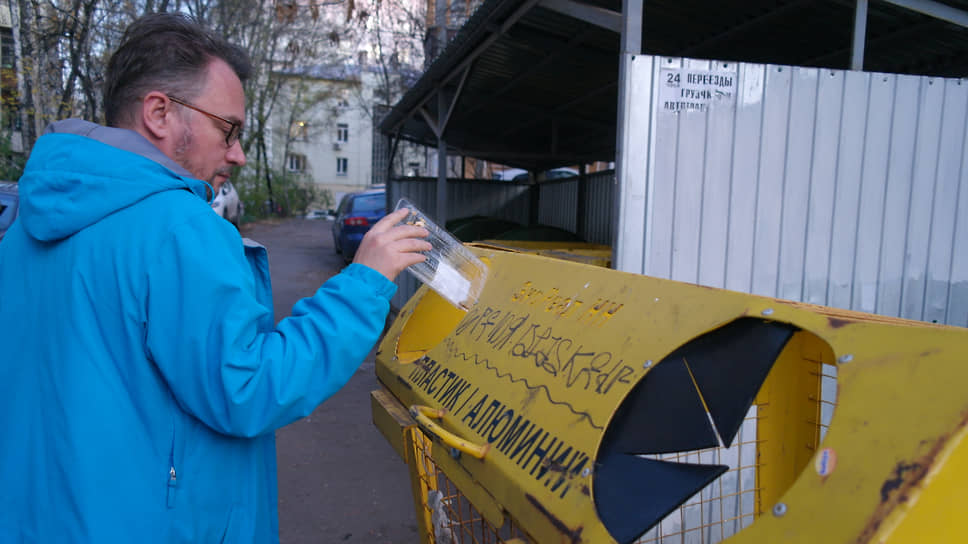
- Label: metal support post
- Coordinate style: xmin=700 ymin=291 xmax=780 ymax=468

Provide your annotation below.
xmin=851 ymin=0 xmax=868 ymax=70
xmin=436 ymin=92 xmax=448 ymax=223
xmin=577 ymin=163 xmax=588 ymax=239
xmin=613 ymin=0 xmax=645 ymax=271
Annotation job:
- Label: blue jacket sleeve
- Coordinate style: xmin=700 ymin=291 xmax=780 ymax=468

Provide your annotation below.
xmin=144 ymin=210 xmax=396 ymax=437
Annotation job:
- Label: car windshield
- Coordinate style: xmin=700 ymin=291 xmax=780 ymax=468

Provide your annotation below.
xmin=351 ymin=194 xmax=385 ymax=214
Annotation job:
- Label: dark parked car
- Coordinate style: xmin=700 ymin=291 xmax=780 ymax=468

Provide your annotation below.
xmin=331 ymin=188 xmax=387 ymax=262
xmin=0 ymin=182 xmax=18 ymax=241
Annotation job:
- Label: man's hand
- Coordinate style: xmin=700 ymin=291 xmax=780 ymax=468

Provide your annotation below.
xmin=353 ymin=208 xmax=432 ymax=281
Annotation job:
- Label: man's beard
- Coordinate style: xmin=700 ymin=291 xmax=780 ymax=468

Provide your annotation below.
xmin=173 ymin=126 xmax=227 ymax=198
xmin=173 ymin=126 xmax=200 ymax=180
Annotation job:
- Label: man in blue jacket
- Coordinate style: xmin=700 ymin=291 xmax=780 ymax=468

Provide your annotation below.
xmin=0 ymin=12 xmax=431 ymax=542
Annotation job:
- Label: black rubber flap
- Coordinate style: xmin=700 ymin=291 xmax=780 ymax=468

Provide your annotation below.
xmin=677 ymin=318 xmax=796 ymax=447
xmin=592 ymin=318 xmax=798 ymax=541
xmin=595 ymin=454 xmax=728 ymax=544
xmin=599 ymin=358 xmax=719 ymax=456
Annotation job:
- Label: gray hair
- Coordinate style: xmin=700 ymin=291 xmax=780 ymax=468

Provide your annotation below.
xmin=103 ymin=12 xmax=252 ymax=127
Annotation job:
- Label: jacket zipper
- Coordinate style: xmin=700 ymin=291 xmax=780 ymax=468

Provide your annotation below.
xmin=167 ymin=465 xmax=177 ymax=507
xmin=167 ymin=421 xmax=177 ymax=508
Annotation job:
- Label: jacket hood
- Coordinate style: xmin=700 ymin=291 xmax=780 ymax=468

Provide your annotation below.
xmin=18 ymin=119 xmax=209 ymax=241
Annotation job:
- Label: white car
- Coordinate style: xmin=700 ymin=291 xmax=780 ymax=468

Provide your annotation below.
xmin=212 ymin=180 xmax=243 ymax=228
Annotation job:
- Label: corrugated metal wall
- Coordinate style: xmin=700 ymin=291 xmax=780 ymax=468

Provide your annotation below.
xmin=537 ymin=178 xmax=577 ymax=232
xmin=388 ymin=177 xmax=531 ymax=223
xmin=387 ymin=177 xmax=531 ymax=308
xmin=582 ymin=170 xmax=615 ymax=246
xmin=537 ymin=170 xmax=615 ymax=245
xmin=617 ymin=56 xmax=968 ymax=326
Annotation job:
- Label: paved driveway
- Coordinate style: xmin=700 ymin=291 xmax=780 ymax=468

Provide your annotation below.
xmin=241 ymin=217 xmax=418 ymax=544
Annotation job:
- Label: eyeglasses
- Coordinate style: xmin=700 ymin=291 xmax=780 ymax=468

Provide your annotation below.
xmin=167 ymin=95 xmax=243 ymax=147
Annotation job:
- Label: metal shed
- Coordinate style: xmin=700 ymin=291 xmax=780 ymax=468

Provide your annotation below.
xmin=379 ymin=0 xmax=968 ymax=326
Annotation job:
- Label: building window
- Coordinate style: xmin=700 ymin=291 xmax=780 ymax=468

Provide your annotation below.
xmin=1 ymin=28 xmax=14 ymax=70
xmin=287 ymin=153 xmax=306 ymax=172
xmin=336 ymin=157 xmax=348 ymax=176
xmin=336 ymin=123 xmax=349 ymax=143
xmin=1 ymin=27 xmax=18 ymax=131
xmin=290 ymin=120 xmax=308 ymax=141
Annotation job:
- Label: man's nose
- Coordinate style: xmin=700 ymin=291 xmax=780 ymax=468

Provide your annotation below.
xmin=227 ymin=139 xmax=246 ymax=166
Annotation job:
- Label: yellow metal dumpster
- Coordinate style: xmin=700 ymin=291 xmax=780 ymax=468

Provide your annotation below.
xmin=474 ymin=240 xmax=612 ymax=268
xmin=371 ymin=246 xmax=968 ymax=544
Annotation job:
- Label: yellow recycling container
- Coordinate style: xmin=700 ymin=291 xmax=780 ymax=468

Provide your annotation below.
xmin=372 ymin=246 xmax=968 ymax=544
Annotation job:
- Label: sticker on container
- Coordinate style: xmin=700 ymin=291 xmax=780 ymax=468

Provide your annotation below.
xmin=432 ymin=260 xmax=471 ymax=306
xmin=393 ymin=198 xmax=488 ymax=310
xmin=815 ymin=448 xmax=837 ymax=477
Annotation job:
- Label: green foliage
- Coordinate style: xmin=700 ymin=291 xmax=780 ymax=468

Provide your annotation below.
xmin=234 ymin=168 xmax=332 ymax=221
xmin=0 ymin=132 xmax=26 ymax=181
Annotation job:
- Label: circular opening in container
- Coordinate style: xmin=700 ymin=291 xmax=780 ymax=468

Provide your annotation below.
xmin=395 ymin=286 xmax=469 ymax=364
xmin=594 ymin=318 xmax=838 ymax=543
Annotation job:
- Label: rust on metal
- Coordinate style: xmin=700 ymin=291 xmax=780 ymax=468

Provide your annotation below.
xmin=878 ymin=461 xmax=925 ymax=503
xmin=855 ymin=412 xmax=968 ymax=543
xmin=827 ymin=317 xmax=852 ymax=329
xmin=541 ymin=456 xmax=568 ymax=474
xmin=525 ymin=493 xmax=584 ymax=543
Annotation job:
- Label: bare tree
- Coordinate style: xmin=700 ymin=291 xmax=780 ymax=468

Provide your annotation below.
xmin=336 ymin=0 xmax=426 ymax=181
xmin=202 ymin=0 xmax=349 ymax=206
xmin=9 ymin=0 xmax=146 ymax=149
xmin=12 ymin=0 xmax=76 ymax=148
xmin=343 ymin=0 xmax=424 ymax=121
xmin=4 ymin=0 xmax=427 ymax=195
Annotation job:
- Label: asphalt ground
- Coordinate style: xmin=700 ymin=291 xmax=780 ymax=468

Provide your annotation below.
xmin=240 ymin=217 xmax=418 ymax=544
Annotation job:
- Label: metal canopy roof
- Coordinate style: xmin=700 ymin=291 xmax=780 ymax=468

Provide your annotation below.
xmin=380 ymin=0 xmax=968 ymax=172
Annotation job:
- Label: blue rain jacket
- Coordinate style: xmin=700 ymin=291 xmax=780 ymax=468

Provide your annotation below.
xmin=0 ymin=120 xmax=396 ymax=542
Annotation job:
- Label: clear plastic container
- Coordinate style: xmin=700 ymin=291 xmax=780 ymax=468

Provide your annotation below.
xmin=394 ymin=198 xmax=488 ymax=310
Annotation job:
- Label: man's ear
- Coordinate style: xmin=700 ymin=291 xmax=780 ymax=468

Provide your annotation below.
xmin=141 ymin=91 xmax=175 ymax=141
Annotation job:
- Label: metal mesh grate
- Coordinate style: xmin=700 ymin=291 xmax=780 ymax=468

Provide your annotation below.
xmin=634 ymin=411 xmax=760 ymax=543
xmin=412 ymin=431 xmax=531 ymax=543
xmin=633 ymin=361 xmax=838 ymax=544
xmin=407 ymin=360 xmax=838 ymax=544
xmin=817 ymin=363 xmax=838 ymax=444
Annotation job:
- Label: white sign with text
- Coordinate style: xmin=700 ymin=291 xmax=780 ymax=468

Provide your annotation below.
xmin=658 ymin=68 xmax=737 ymax=114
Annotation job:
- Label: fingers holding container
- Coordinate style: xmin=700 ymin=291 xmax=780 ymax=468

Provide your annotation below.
xmin=354 ymin=208 xmax=432 ymax=281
